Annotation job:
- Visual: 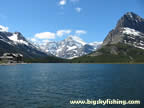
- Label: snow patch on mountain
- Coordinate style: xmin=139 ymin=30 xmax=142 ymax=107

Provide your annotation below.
xmin=67 ymin=46 xmax=77 ymax=51
xmin=39 ymin=36 xmax=102 ymax=59
xmin=8 ymin=33 xmax=29 ymax=45
xmin=122 ymin=28 xmax=141 ymax=36
xmin=120 ymin=27 xmax=144 ymax=50
xmin=89 ymin=42 xmax=103 ymax=50
xmin=69 ymin=36 xmax=86 ymax=45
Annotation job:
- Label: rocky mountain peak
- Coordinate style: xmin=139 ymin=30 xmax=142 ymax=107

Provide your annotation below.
xmin=116 ymin=12 xmax=144 ymax=33
xmin=64 ymin=36 xmax=86 ymax=45
xmin=125 ymin=12 xmax=137 ymax=18
xmin=38 ymin=36 xmax=102 ymax=59
xmin=103 ymin=12 xmax=144 ymax=49
xmin=13 ymin=32 xmax=27 ymax=41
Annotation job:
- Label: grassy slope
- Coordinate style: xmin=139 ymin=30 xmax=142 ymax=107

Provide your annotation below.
xmin=2 ymin=43 xmax=144 ymax=63
xmin=24 ymin=56 xmax=68 ymax=63
xmin=71 ymin=44 xmax=144 ymax=63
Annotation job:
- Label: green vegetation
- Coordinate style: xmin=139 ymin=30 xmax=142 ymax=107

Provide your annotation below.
xmin=0 ymin=61 xmax=3 ymax=64
xmin=3 ymin=43 xmax=144 ymax=64
xmin=0 ymin=60 xmax=8 ymax=64
xmin=24 ymin=56 xmax=68 ymax=63
xmin=70 ymin=43 xmax=144 ymax=63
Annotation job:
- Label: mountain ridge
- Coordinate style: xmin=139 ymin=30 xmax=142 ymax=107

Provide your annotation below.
xmin=1 ymin=12 xmax=144 ymax=63
xmin=71 ymin=12 xmax=144 ymax=63
xmin=103 ymin=12 xmax=144 ymax=49
xmin=39 ymin=36 xmax=102 ymax=59
xmin=0 ymin=29 xmax=66 ymax=63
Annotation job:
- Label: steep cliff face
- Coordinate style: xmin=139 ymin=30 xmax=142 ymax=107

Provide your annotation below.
xmin=103 ymin=12 xmax=144 ymax=49
xmin=40 ymin=36 xmax=102 ymax=59
xmin=72 ymin=12 xmax=144 ymax=63
xmin=0 ymin=29 xmax=48 ymax=59
xmin=116 ymin=12 xmax=144 ymax=33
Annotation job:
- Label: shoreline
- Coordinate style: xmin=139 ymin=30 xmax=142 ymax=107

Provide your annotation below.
xmin=1 ymin=62 xmax=144 ymax=65
xmin=0 ymin=63 xmax=28 ymax=66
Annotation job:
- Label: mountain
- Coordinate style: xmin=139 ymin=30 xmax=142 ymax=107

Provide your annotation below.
xmin=103 ymin=12 xmax=144 ymax=49
xmin=0 ymin=28 xmax=66 ymax=62
xmin=40 ymin=36 xmax=102 ymax=59
xmin=0 ymin=30 xmax=45 ymax=58
xmin=71 ymin=12 xmax=144 ymax=63
xmin=2 ymin=12 xmax=144 ymax=63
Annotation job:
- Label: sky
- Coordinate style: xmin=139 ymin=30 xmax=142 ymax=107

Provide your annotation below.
xmin=0 ymin=0 xmax=144 ymax=43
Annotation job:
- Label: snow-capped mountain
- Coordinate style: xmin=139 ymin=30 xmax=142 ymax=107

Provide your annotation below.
xmin=0 ymin=26 xmax=48 ymax=58
xmin=8 ymin=32 xmax=29 ymax=46
xmin=0 ymin=25 xmax=102 ymax=59
xmin=40 ymin=36 xmax=102 ymax=59
xmin=73 ymin=12 xmax=144 ymax=63
xmin=103 ymin=12 xmax=144 ymax=50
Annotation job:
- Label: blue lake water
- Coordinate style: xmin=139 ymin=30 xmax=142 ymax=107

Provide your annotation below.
xmin=0 ymin=64 xmax=143 ymax=108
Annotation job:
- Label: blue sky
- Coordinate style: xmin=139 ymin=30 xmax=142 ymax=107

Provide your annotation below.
xmin=0 ymin=0 xmax=144 ymax=43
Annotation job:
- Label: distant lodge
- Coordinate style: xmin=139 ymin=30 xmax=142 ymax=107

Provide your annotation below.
xmin=0 ymin=53 xmax=23 ymax=63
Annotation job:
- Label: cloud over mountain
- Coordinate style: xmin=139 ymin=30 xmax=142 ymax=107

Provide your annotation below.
xmin=35 ymin=32 xmax=56 ymax=39
xmin=75 ymin=30 xmax=87 ymax=35
xmin=0 ymin=25 xmax=8 ymax=32
xmin=56 ymin=30 xmax=71 ymax=37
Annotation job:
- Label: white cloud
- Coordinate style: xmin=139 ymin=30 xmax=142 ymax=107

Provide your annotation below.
xmin=75 ymin=7 xmax=82 ymax=13
xmin=30 ymin=37 xmax=50 ymax=45
xmin=56 ymin=29 xmax=71 ymax=37
xmin=32 ymin=29 xmax=87 ymax=45
xmin=59 ymin=0 xmax=67 ymax=6
xmin=35 ymin=32 xmax=55 ymax=39
xmin=58 ymin=0 xmax=82 ymax=13
xmin=75 ymin=30 xmax=87 ymax=35
xmin=0 ymin=25 xmax=8 ymax=32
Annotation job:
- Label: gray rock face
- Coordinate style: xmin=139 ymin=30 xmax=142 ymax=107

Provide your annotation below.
xmin=103 ymin=28 xmax=124 ymax=45
xmin=110 ymin=46 xmax=119 ymax=55
xmin=90 ymin=52 xmax=103 ymax=56
xmin=40 ymin=36 xmax=102 ymax=59
xmin=0 ymin=31 xmax=48 ymax=58
xmin=116 ymin=12 xmax=144 ymax=33
xmin=103 ymin=12 xmax=144 ymax=50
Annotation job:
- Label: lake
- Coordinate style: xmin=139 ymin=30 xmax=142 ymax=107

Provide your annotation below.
xmin=0 ymin=64 xmax=143 ymax=108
